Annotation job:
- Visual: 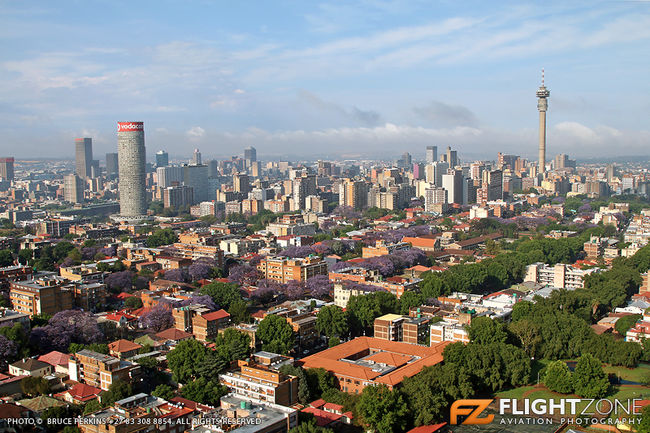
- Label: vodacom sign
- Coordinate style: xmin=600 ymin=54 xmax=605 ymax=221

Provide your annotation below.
xmin=117 ymin=122 xmax=144 ymax=132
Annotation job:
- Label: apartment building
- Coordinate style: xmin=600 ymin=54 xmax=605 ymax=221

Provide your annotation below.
xmin=524 ymin=262 xmax=599 ymax=289
xmin=10 ymin=278 xmax=73 ymax=316
xmin=361 ymin=240 xmax=410 ymax=259
xmin=171 ymin=242 xmax=224 ymax=268
xmin=219 ymin=355 xmax=299 ymax=406
xmin=429 ymin=322 xmax=470 ymax=344
xmin=300 ymin=337 xmax=448 ymax=393
xmin=374 ymin=314 xmax=430 ymax=345
xmin=173 ymin=304 xmax=231 ymax=341
xmin=257 ymin=256 xmax=327 ymax=284
xmin=68 ymin=349 xmax=139 ymax=391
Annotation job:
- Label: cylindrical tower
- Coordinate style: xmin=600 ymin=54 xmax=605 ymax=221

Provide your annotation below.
xmin=536 ymin=70 xmax=550 ymax=174
xmin=117 ymin=121 xmax=147 ymax=217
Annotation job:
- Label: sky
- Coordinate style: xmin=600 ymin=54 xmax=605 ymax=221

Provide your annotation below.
xmin=1 ymin=0 xmax=649 ymax=161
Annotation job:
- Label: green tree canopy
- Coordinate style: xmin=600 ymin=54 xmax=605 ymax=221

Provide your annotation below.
xmin=572 ymin=354 xmax=609 ymax=399
xmin=167 ymin=339 xmax=209 ymax=383
xmin=257 ymin=314 xmax=295 ymax=355
xmin=357 ymin=384 xmax=409 ymax=433
xmin=315 ymin=305 xmax=348 ymax=339
xmin=544 ymin=361 xmax=574 ymax=394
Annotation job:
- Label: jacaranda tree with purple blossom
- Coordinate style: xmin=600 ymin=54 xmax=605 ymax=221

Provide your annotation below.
xmin=104 ymin=271 xmax=134 ymax=293
xmin=305 ymin=275 xmax=333 ymax=299
xmin=139 ymin=302 xmax=175 ymax=332
xmin=188 ymin=262 xmax=211 ymax=281
xmin=0 ymin=335 xmax=17 ymax=369
xmin=165 ymin=268 xmax=190 ymax=283
xmin=228 ymin=264 xmax=261 ymax=286
xmin=30 ymin=310 xmax=103 ymax=352
xmin=177 ymin=295 xmax=217 ymax=310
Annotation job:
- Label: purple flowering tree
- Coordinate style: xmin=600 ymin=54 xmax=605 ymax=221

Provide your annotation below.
xmin=330 ymin=261 xmax=350 ymax=272
xmin=164 ymin=268 xmax=190 ymax=283
xmin=177 ymin=294 xmax=217 ymax=310
xmin=105 ymin=271 xmax=134 ymax=293
xmin=305 ymin=275 xmax=333 ymax=299
xmin=30 ymin=310 xmax=103 ymax=352
xmin=279 ymin=246 xmax=315 ymax=258
xmin=0 ymin=335 xmax=17 ymax=369
xmin=101 ymin=245 xmax=117 ymax=257
xmin=228 ymin=264 xmax=261 ymax=286
xmin=188 ymin=263 xmax=211 ymax=281
xmin=139 ymin=303 xmax=174 ymax=332
xmin=282 ymin=280 xmax=305 ymax=300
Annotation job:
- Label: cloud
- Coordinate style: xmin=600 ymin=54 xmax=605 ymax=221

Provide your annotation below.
xmin=297 ymin=90 xmax=382 ymax=126
xmin=413 ymin=101 xmax=479 ymax=127
xmin=186 ymin=126 xmax=205 ymax=139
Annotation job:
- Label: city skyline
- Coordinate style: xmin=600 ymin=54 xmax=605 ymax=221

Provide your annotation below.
xmin=1 ymin=1 xmax=649 ymax=159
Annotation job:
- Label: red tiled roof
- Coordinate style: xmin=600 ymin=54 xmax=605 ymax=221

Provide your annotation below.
xmin=322 ymin=402 xmax=344 ymax=412
xmin=301 ymin=407 xmax=342 ymax=427
xmin=155 ymin=328 xmax=193 ymax=341
xmin=38 ymin=351 xmax=70 ymax=367
xmin=115 ymin=292 xmax=135 ymax=300
xmin=201 ymin=309 xmax=230 ymax=321
xmin=310 ymin=399 xmax=326 ymax=408
xmin=66 ymin=383 xmax=102 ymax=402
xmin=108 ymin=339 xmax=142 ymax=353
xmin=407 ymin=423 xmax=447 ymax=432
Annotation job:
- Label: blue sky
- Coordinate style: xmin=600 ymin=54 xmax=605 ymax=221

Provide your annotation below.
xmin=1 ymin=0 xmax=649 ymax=161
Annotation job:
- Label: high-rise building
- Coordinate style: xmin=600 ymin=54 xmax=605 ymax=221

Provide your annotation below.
xmin=536 ymin=69 xmax=550 ymax=174
xmin=155 ymin=150 xmax=169 ymax=167
xmin=400 ymin=152 xmax=412 ymax=168
xmin=117 ymin=122 xmax=147 ymax=218
xmin=442 ymin=169 xmax=464 ymax=204
xmin=163 ymin=185 xmax=194 ymax=209
xmin=191 ymin=149 xmax=202 ymax=166
xmin=75 ymin=138 xmax=93 ymax=179
xmin=425 ymin=146 xmax=437 ymax=164
xmin=64 ymin=174 xmax=84 ymax=204
xmin=497 ymin=153 xmax=518 ymax=170
xmin=292 ymin=173 xmax=317 ymax=210
xmin=483 ymin=169 xmax=503 ymax=201
xmin=184 ymin=164 xmax=209 ymax=203
xmin=105 ymin=153 xmax=118 ymax=178
xmin=0 ymin=157 xmax=15 ymax=181
xmin=234 ymin=173 xmax=251 ymax=194
xmin=244 ymin=146 xmax=257 ymax=166
xmin=424 ymin=185 xmax=447 ymax=212
xmin=156 ymin=166 xmax=183 ymax=188
xmin=443 ymin=146 xmax=458 ymax=168
xmin=339 ymin=179 xmax=368 ymax=210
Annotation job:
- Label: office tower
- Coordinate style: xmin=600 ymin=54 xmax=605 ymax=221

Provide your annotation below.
xmin=470 ymin=162 xmax=485 ymax=180
xmin=425 ymin=161 xmax=449 ymax=186
xmin=442 ymin=169 xmax=464 ymax=204
xmin=412 ymin=163 xmax=425 ymax=180
xmin=444 ymin=146 xmax=458 ymax=168
xmin=244 ymin=146 xmax=257 ymax=166
xmin=156 ymin=166 xmax=183 ymax=188
xmin=497 ymin=153 xmax=518 ymax=170
xmin=156 ymin=150 xmax=169 ymax=167
xmin=483 ymin=169 xmax=503 ymax=201
xmin=191 ymin=149 xmax=202 ymax=166
xmin=117 ymin=121 xmax=147 ymax=217
xmin=536 ymin=69 xmax=550 ymax=174
xmin=0 ymin=157 xmax=14 ymax=181
xmin=64 ymin=174 xmax=84 ymax=204
xmin=606 ymin=164 xmax=616 ymax=183
xmin=90 ymin=160 xmax=100 ymax=178
xmin=106 ymin=153 xmax=118 ymax=177
xmin=234 ymin=173 xmax=251 ymax=194
xmin=184 ymin=164 xmax=208 ymax=203
xmin=400 ymin=152 xmax=412 ymax=168
xmin=426 ymin=146 xmax=437 ymax=164
xmin=75 ymin=138 xmax=93 ymax=179
xmin=163 ymin=185 xmax=194 ymax=209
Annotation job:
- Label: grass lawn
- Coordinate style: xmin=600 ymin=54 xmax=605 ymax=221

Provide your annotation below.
xmin=603 ymin=363 xmax=650 ymax=383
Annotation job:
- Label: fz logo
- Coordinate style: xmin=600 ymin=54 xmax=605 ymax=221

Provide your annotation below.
xmin=450 ymin=399 xmax=494 ymax=425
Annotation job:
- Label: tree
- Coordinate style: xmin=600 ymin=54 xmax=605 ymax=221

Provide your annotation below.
xmin=200 ymin=281 xmax=242 ymax=311
xmin=305 ymin=275 xmax=333 ymax=299
xmin=0 ymin=335 xmax=17 ymax=369
xmin=289 ymin=419 xmax=333 ymax=433
xmin=615 ymin=314 xmax=642 ymax=336
xmin=543 ymin=361 xmax=573 ymax=394
xmin=139 ymin=303 xmax=174 ymax=332
xmin=212 ymin=328 xmax=252 ymax=362
xmin=467 ymin=316 xmax=509 ymax=344
xmin=18 ymin=248 xmax=34 ymax=266
xmin=146 ymin=228 xmax=178 ymax=248
xmin=102 ymin=380 xmax=132 ymax=406
xmin=280 ymin=365 xmax=312 ymax=404
xmin=124 ymin=297 xmax=143 ymax=309
xmin=572 ymin=354 xmax=609 ymax=399
xmin=315 ymin=305 xmax=348 ymax=339
xmin=188 ymin=262 xmax=211 ymax=281
xmin=257 ymin=315 xmax=295 ymax=355
xmin=639 ymin=405 xmax=650 ymax=433
xmin=167 ymin=339 xmax=208 ymax=384
xmin=399 ymin=291 xmax=424 ymax=315
xmin=152 ymin=384 xmax=176 ymax=401
xmin=227 ymin=299 xmax=250 ymax=324
xmin=21 ymin=376 xmax=50 ymax=397
xmin=164 ymin=268 xmax=189 ymax=283
xmin=357 ymin=384 xmax=409 ymax=433
xmin=104 ymin=271 xmax=134 ymax=293
xmin=30 ymin=310 xmax=103 ymax=352
xmin=181 ymin=377 xmax=228 ymax=406
xmin=509 ymin=319 xmax=541 ymax=358
xmin=0 ymin=249 xmax=13 ymax=266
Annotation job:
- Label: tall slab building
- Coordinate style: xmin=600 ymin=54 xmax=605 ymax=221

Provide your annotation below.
xmin=117 ymin=122 xmax=147 ymax=217
xmin=75 ymin=138 xmax=93 ymax=179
